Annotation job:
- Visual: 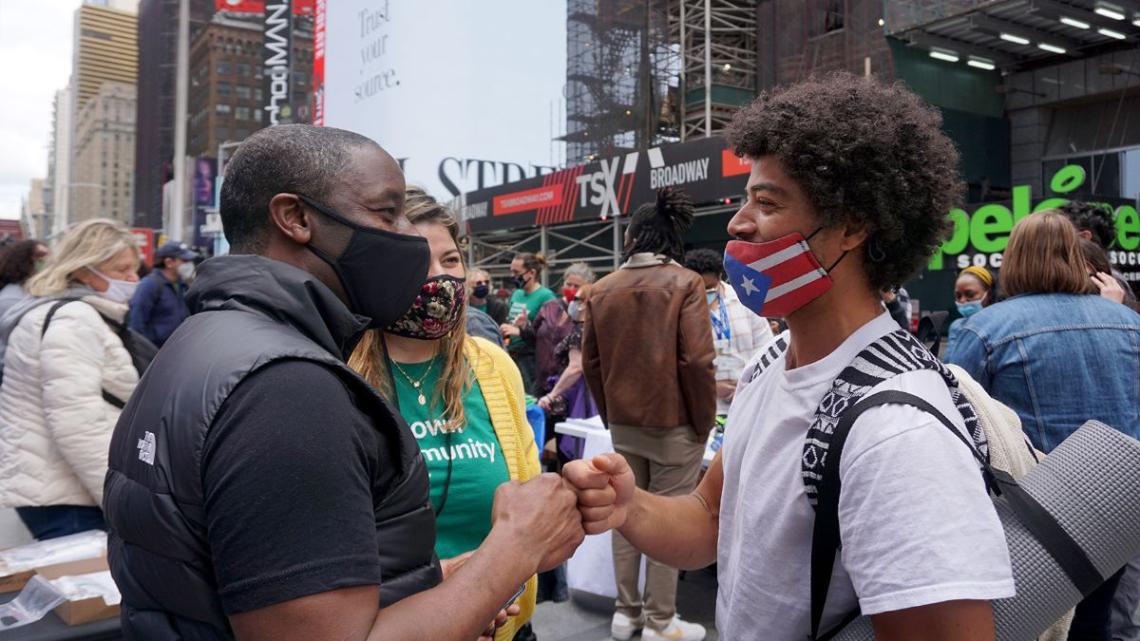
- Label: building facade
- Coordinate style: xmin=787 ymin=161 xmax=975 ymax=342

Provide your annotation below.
xmin=188 ymin=13 xmax=314 ymax=159
xmin=21 ymin=179 xmax=48 ymax=240
xmin=71 ymin=82 xmax=138 ymax=224
xmin=73 ymin=2 xmax=138 ymax=114
xmin=45 ymin=86 xmax=73 ymax=237
xmin=133 ymin=0 xmax=215 ymax=230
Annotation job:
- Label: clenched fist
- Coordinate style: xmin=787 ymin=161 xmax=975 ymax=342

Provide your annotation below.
xmin=492 ymin=474 xmax=585 ymax=573
xmin=562 ymin=453 xmax=636 ymax=535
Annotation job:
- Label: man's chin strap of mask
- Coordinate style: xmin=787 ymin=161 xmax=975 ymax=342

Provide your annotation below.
xmin=806 ymin=227 xmax=850 ymax=275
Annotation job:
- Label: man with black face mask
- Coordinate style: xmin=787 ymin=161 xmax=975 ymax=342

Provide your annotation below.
xmin=103 ymin=125 xmax=584 ymax=641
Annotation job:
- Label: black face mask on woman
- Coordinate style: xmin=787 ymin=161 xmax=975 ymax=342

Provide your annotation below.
xmin=297 ymin=194 xmax=430 ymax=329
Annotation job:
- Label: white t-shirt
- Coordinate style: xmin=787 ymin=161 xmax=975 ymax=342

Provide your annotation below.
xmin=716 ymin=312 xmax=1014 ymax=641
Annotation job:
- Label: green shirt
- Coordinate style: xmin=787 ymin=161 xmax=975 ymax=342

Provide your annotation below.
xmin=392 ymin=358 xmax=509 ymax=559
xmin=506 ymin=286 xmax=557 ymax=347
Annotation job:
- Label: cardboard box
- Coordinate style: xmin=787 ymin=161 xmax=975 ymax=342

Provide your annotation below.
xmin=35 ymin=556 xmax=120 ymax=625
xmin=0 ymin=561 xmax=35 ymax=593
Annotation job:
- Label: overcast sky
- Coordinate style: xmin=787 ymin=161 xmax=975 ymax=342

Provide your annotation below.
xmin=0 ymin=0 xmax=81 ymax=220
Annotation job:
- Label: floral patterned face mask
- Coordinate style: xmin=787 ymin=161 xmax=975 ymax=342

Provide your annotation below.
xmin=385 ymin=275 xmax=467 ymax=340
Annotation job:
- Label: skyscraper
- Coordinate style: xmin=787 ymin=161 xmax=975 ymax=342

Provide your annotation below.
xmin=71 ymin=82 xmax=137 ymax=223
xmin=67 ymin=1 xmax=138 ymax=225
xmin=73 ymin=2 xmax=138 ymax=113
xmin=45 ymin=86 xmax=73 ymax=236
xmin=133 ymin=0 xmax=214 ymax=230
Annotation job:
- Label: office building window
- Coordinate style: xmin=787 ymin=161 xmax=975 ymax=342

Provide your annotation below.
xmin=236 ymin=86 xmax=251 ymax=100
xmin=217 ymin=81 xmax=232 ymax=97
xmin=235 ymin=106 xmax=251 ymax=121
xmin=217 ymin=61 xmax=232 ymax=75
xmin=216 ymin=104 xmax=232 ymax=114
xmin=809 ymin=0 xmax=844 ymax=38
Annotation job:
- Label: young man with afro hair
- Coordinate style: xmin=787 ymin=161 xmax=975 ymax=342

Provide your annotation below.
xmin=565 ymin=73 xmax=1015 ymax=641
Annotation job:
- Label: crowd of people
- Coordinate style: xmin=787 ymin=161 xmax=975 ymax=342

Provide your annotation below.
xmin=0 ymin=70 xmax=1136 ymax=641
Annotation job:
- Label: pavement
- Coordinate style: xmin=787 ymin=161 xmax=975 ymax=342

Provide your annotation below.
xmin=533 ymin=568 xmax=719 ymax=641
xmin=1 ymin=507 xmax=719 ymax=640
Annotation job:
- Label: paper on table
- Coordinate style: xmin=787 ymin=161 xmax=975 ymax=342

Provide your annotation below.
xmin=0 ymin=531 xmax=107 ymax=573
xmin=50 ymin=570 xmax=121 ymax=606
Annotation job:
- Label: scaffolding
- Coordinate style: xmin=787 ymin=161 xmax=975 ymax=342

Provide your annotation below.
xmin=669 ymin=0 xmax=758 ymax=140
xmin=564 ymin=0 xmax=681 ymax=165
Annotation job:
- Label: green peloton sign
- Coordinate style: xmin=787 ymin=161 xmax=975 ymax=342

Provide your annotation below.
xmin=930 ymin=165 xmax=1140 ymax=283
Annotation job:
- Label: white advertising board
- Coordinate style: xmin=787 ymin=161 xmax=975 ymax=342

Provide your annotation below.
xmin=316 ymin=0 xmax=567 ymax=201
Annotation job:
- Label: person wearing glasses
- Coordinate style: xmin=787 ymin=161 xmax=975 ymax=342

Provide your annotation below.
xmin=468 ymin=268 xmax=509 ymax=325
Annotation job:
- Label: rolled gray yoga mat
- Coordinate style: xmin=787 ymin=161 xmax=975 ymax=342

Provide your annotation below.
xmin=831 ymin=421 xmax=1140 ymax=641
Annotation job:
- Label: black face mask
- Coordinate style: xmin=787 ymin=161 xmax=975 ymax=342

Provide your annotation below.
xmin=297 ymin=194 xmax=430 ymax=329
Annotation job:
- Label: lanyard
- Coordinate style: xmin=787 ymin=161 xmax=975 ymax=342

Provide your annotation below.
xmin=710 ymin=292 xmax=731 ymax=342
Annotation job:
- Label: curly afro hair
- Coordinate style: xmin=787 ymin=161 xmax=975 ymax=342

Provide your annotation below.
xmin=1057 ymin=201 xmax=1116 ymax=249
xmin=684 ymin=248 xmax=723 ymax=277
xmin=726 ymin=72 xmax=964 ymax=290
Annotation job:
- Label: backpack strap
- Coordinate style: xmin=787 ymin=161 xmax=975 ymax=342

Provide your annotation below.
xmin=803 ymin=330 xmax=986 ymax=507
xmin=40 ymin=298 xmax=81 ymax=339
xmin=39 ymin=298 xmax=130 ymax=409
xmin=810 ymin=390 xmax=1103 ymax=640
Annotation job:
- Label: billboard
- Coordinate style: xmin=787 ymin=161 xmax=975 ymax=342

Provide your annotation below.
xmin=131 ymin=228 xmax=156 ymax=268
xmin=215 ymin=0 xmax=313 ymax=14
xmin=928 ymin=164 xmax=1140 ymax=288
xmin=461 ymin=136 xmax=750 ymax=233
xmin=316 ymin=0 xmax=567 ymax=200
xmin=262 ymin=2 xmax=295 ymax=126
xmin=193 ymin=157 xmax=218 ymax=246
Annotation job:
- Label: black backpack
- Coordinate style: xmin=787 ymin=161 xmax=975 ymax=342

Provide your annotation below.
xmin=40 ymin=298 xmax=157 ymax=408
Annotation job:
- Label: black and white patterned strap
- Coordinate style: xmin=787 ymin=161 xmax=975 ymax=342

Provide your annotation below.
xmin=790 ymin=329 xmax=987 ymax=507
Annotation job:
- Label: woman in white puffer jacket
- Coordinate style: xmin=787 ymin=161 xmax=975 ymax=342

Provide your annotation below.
xmin=0 ymin=219 xmax=142 ymax=540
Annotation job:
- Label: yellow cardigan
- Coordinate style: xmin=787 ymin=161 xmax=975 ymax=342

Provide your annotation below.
xmin=464 ymin=336 xmax=542 ymax=640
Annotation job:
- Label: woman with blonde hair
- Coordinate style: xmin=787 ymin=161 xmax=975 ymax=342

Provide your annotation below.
xmin=0 ymin=219 xmax=146 ymax=539
xmin=349 ymin=188 xmax=540 ymax=641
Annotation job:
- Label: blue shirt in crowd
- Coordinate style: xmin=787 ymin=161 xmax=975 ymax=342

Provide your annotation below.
xmin=946 ymin=293 xmax=1140 ymax=453
xmin=129 ymin=270 xmax=190 ymax=347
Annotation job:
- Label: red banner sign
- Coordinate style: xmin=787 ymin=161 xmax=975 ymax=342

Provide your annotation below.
xmin=215 ymin=0 xmax=314 ymax=15
xmin=131 ymin=228 xmax=157 ymax=268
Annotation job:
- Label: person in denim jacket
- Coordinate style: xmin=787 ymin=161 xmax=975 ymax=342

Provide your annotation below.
xmin=947 ymin=210 xmax=1140 ymax=641
xmin=947 ymin=211 xmax=1140 ymax=451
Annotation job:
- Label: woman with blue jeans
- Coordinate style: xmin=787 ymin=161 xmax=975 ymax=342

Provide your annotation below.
xmin=946 ymin=210 xmax=1140 ymax=641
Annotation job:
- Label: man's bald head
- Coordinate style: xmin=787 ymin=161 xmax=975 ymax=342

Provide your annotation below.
xmin=220 ymin=124 xmax=386 ymax=253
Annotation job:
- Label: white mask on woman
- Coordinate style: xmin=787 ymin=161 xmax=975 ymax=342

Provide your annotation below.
xmin=90 ymin=268 xmax=139 ymax=304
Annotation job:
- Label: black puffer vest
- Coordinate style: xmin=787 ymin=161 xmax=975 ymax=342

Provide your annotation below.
xmin=103 ymin=255 xmax=440 ymax=640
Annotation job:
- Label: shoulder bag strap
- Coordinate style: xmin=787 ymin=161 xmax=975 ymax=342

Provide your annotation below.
xmin=811 ymin=390 xmax=1103 ymax=640
xmin=39 ymin=298 xmax=129 ymax=410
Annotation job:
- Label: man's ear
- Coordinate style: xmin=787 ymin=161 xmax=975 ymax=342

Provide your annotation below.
xmin=1078 ymin=229 xmax=1094 ymax=242
xmin=268 ymin=193 xmax=312 ymax=245
xmin=838 ymin=219 xmax=870 ymax=252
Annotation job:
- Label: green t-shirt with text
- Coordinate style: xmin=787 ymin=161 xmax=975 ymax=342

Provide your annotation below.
xmin=507 ymin=286 xmax=557 ymax=348
xmin=392 ymin=358 xmax=509 ymax=560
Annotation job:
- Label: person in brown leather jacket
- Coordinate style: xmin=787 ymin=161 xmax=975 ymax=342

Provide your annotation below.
xmin=581 ymin=187 xmax=716 ymax=641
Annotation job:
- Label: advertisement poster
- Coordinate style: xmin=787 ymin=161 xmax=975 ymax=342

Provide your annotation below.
xmin=317 ymin=0 xmax=567 ymax=200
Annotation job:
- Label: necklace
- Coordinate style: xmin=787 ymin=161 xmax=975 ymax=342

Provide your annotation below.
xmin=391 ymin=358 xmax=436 ymax=406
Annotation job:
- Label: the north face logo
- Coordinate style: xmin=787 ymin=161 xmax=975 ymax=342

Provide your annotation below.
xmin=137 ymin=431 xmax=156 ymax=465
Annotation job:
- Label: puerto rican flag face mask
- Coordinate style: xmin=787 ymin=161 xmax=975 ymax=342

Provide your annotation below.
xmin=723 ymin=228 xmax=845 ymax=319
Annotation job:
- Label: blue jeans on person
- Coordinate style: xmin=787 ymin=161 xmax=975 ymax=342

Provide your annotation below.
xmin=15 ymin=505 xmax=106 ymax=540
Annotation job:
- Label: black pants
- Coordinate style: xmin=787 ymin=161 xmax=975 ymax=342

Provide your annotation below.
xmin=16 ymin=505 xmax=106 ymax=540
xmin=508 ymin=348 xmax=540 ymax=396
xmin=1069 ymin=567 xmax=1126 ymax=641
